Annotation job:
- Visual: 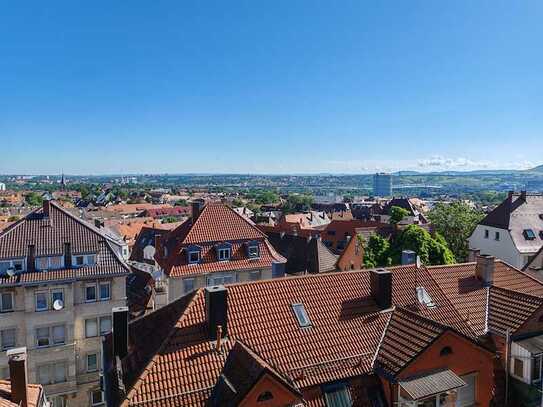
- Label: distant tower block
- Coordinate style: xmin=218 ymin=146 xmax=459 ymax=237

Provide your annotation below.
xmin=373 ymin=173 xmax=392 ymax=197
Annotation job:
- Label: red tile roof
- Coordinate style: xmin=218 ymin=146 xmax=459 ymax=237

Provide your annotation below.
xmin=112 ymin=265 xmax=485 ymax=406
xmin=158 ymin=204 xmax=284 ymax=277
xmin=0 ymin=380 xmax=44 ymax=407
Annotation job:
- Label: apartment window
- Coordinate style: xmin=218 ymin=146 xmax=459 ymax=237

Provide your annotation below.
xmin=484 ymin=229 xmax=489 ymax=239
xmin=217 ymin=247 xmax=231 ymax=261
xmin=86 ymin=317 xmax=111 ymax=337
xmin=87 ymin=254 xmax=97 ymax=266
xmin=73 ymin=254 xmax=97 ymax=267
xmin=35 ymin=256 xmax=63 ymax=271
xmin=91 ymin=389 xmax=104 ymax=406
xmin=49 ymin=396 xmax=66 ymax=407
xmin=99 ymin=282 xmax=111 ymax=300
xmin=322 ymin=382 xmax=352 ymax=407
xmin=187 ymin=246 xmax=201 ymax=264
xmin=249 ymin=270 xmax=261 ymax=281
xmin=36 ymin=325 xmax=65 ymax=347
xmin=183 ymin=278 xmax=195 ymax=294
xmin=1 ymin=328 xmax=16 ymax=350
xmin=85 ymin=319 xmax=98 ymax=338
xmin=100 ymin=316 xmax=112 ymax=335
xmin=0 ymin=292 xmax=14 ymax=312
xmin=37 ymin=362 xmax=67 ymax=385
xmin=87 ymin=353 xmax=98 ymax=373
xmin=52 ymin=289 xmax=64 ymax=305
xmin=75 ymin=255 xmax=85 ymax=266
xmin=0 ymin=259 xmax=24 ymax=275
xmin=246 ymin=241 xmax=260 ymax=258
xmin=86 ymin=284 xmax=97 ymax=302
xmin=292 ymin=303 xmax=311 ymax=328
xmin=514 ymin=358 xmax=524 ymax=378
xmin=35 ymin=292 xmax=48 ymax=311
xmin=495 ymin=231 xmax=500 ymax=241
xmin=207 ymin=273 xmax=234 ymax=286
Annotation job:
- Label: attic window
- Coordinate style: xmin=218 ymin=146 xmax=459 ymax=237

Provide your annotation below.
xmin=524 ymin=229 xmax=537 ymax=240
xmin=246 ymin=241 xmax=260 ymax=258
xmin=292 ymin=303 xmax=311 ymax=327
xmin=416 ymin=286 xmax=436 ymax=308
xmin=187 ymin=245 xmax=202 ymax=264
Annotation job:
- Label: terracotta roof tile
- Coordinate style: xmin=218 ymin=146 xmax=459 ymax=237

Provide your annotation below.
xmin=0 ymin=380 xmax=43 ymax=407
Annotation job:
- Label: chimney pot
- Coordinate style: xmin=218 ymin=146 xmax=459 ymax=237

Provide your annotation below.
xmin=7 ymin=347 xmax=28 ymax=407
xmin=205 ymin=286 xmax=228 ymax=340
xmin=112 ymin=306 xmax=129 ymax=359
xmin=191 ymin=199 xmax=204 ymax=222
xmin=370 ymin=268 xmax=392 ymax=309
xmin=476 ymin=255 xmax=495 ymax=285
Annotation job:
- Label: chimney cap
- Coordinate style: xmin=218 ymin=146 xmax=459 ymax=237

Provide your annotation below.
xmin=112 ymin=306 xmax=129 ymax=313
xmin=6 ymin=347 xmax=27 ymax=360
xmin=372 ymin=268 xmax=391 ymax=275
xmin=205 ymin=285 xmax=226 ymax=294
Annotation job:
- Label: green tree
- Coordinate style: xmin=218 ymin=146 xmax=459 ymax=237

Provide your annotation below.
xmin=174 ymin=199 xmax=188 ymax=206
xmin=282 ymin=194 xmax=314 ymax=214
xmin=254 ymin=191 xmax=279 ymax=205
xmin=363 ymin=234 xmax=392 ymax=268
xmin=25 ymin=192 xmax=43 ymax=207
xmin=232 ymin=198 xmax=244 ymax=207
xmin=389 ymin=206 xmax=410 ymax=224
xmin=7 ymin=215 xmax=20 ymax=222
xmin=392 ymin=225 xmax=455 ymax=266
xmin=428 ymin=202 xmax=484 ymax=261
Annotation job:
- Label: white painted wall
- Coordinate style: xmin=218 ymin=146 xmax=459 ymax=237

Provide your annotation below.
xmin=511 ymin=341 xmax=533 ymax=384
xmin=469 ymin=225 xmax=523 ymax=268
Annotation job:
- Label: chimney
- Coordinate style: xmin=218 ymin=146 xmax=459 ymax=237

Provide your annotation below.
xmin=7 ymin=347 xmax=28 ymax=407
xmin=401 ymin=250 xmax=417 ymax=265
xmin=520 ymin=190 xmax=527 ymax=201
xmin=370 ymin=269 xmax=392 ymax=309
xmin=43 ymin=200 xmax=50 ymax=217
xmin=468 ymin=248 xmax=480 ymax=263
xmin=154 ymin=233 xmax=162 ymax=255
xmin=112 ymin=306 xmax=129 ymax=359
xmin=64 ymin=242 xmax=72 ymax=269
xmin=191 ymin=199 xmax=204 ymax=222
xmin=27 ymin=244 xmax=35 ymax=273
xmin=205 ymin=286 xmax=228 ymax=340
xmin=475 ymin=255 xmax=495 ymax=285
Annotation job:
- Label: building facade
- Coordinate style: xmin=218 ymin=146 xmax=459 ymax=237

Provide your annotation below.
xmin=0 ymin=200 xmax=129 ymax=407
xmin=373 ymin=172 xmax=392 ymax=197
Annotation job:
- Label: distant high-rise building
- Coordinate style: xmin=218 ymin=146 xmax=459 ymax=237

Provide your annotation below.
xmin=373 ymin=173 xmax=392 ymax=197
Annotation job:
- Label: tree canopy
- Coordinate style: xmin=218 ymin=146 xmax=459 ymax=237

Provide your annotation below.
xmin=392 ymin=225 xmax=455 ymax=266
xmin=428 ymin=202 xmax=484 ymax=261
xmin=363 ymin=234 xmax=392 ymax=268
xmin=389 ymin=206 xmax=410 ymax=224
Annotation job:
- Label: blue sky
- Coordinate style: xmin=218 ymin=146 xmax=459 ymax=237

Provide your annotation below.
xmin=1 ymin=1 xmax=542 ymax=174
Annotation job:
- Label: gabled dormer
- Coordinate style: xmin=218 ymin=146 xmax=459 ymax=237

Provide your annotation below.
xmin=245 ymin=240 xmax=260 ymax=259
xmin=186 ymin=245 xmax=202 ymax=264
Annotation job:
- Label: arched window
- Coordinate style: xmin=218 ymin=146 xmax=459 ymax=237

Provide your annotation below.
xmin=257 ymin=391 xmax=274 ymax=402
xmin=440 ymin=346 xmax=453 ymax=356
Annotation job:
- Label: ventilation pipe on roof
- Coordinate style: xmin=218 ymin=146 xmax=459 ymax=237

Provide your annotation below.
xmin=205 ymin=286 xmax=228 ymax=340
xmin=7 ymin=347 xmax=28 ymax=407
xmin=370 ymin=268 xmax=392 ymax=309
xmin=475 ymin=255 xmax=495 ymax=286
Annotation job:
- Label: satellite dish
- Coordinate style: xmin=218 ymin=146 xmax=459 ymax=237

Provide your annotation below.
xmin=53 ymin=299 xmax=64 ymax=311
xmin=6 ymin=268 xmax=16 ymax=277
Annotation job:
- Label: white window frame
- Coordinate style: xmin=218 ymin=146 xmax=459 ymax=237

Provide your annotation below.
xmin=217 ymin=247 xmax=231 ymax=261
xmin=36 ymin=325 xmax=65 ymax=348
xmin=0 ymin=258 xmax=25 ymax=274
xmin=0 ymin=292 xmax=14 ymax=312
xmin=85 ymin=316 xmax=112 ymax=338
xmin=35 ymin=256 xmax=64 ymax=271
xmin=206 ymin=273 xmax=234 ymax=287
xmin=72 ymin=254 xmax=98 ymax=268
xmin=90 ymin=389 xmax=104 ymax=406
xmin=85 ymin=284 xmax=97 ymax=302
xmin=85 ymin=318 xmax=98 ymax=338
xmin=188 ymin=250 xmax=200 ymax=264
xmin=37 ymin=362 xmax=67 ymax=385
xmin=248 ymin=244 xmax=260 ymax=258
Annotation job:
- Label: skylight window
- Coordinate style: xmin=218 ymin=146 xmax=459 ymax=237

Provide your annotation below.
xmin=416 ymin=286 xmax=436 ymax=309
xmin=292 ymin=303 xmax=311 ymax=327
xmin=524 ymin=229 xmax=537 ymax=240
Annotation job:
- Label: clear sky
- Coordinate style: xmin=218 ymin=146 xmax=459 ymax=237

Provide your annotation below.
xmin=1 ymin=1 xmax=542 ymax=175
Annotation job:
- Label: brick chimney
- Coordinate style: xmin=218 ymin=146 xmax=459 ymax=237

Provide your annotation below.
xmin=205 ymin=286 xmax=228 ymax=340
xmin=475 ymin=255 xmax=495 ymax=285
xmin=7 ymin=347 xmax=28 ymax=407
xmin=370 ymin=269 xmax=392 ymax=309
xmin=43 ymin=199 xmax=50 ymax=217
xmin=191 ymin=199 xmax=205 ymax=222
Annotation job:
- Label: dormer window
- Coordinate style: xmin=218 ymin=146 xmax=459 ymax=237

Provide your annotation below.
xmin=187 ymin=245 xmax=202 ymax=264
xmin=246 ymin=241 xmax=260 ymax=258
xmin=0 ymin=259 xmax=25 ymax=276
xmin=524 ymin=229 xmax=537 ymax=240
xmin=72 ymin=254 xmax=97 ymax=268
xmin=216 ymin=243 xmax=232 ymax=261
xmin=35 ymin=256 xmax=63 ymax=271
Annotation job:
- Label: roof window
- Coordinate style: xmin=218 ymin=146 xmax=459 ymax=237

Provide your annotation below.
xmin=524 ymin=229 xmax=536 ymax=240
xmin=416 ymin=286 xmax=436 ymax=309
xmin=216 ymin=242 xmax=232 ymax=261
xmin=246 ymin=241 xmax=260 ymax=258
xmin=292 ymin=303 xmax=311 ymax=327
xmin=187 ymin=245 xmax=202 ymax=264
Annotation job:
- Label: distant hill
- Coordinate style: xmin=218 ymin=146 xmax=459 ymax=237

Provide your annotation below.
xmin=529 ymin=164 xmax=543 ymax=173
